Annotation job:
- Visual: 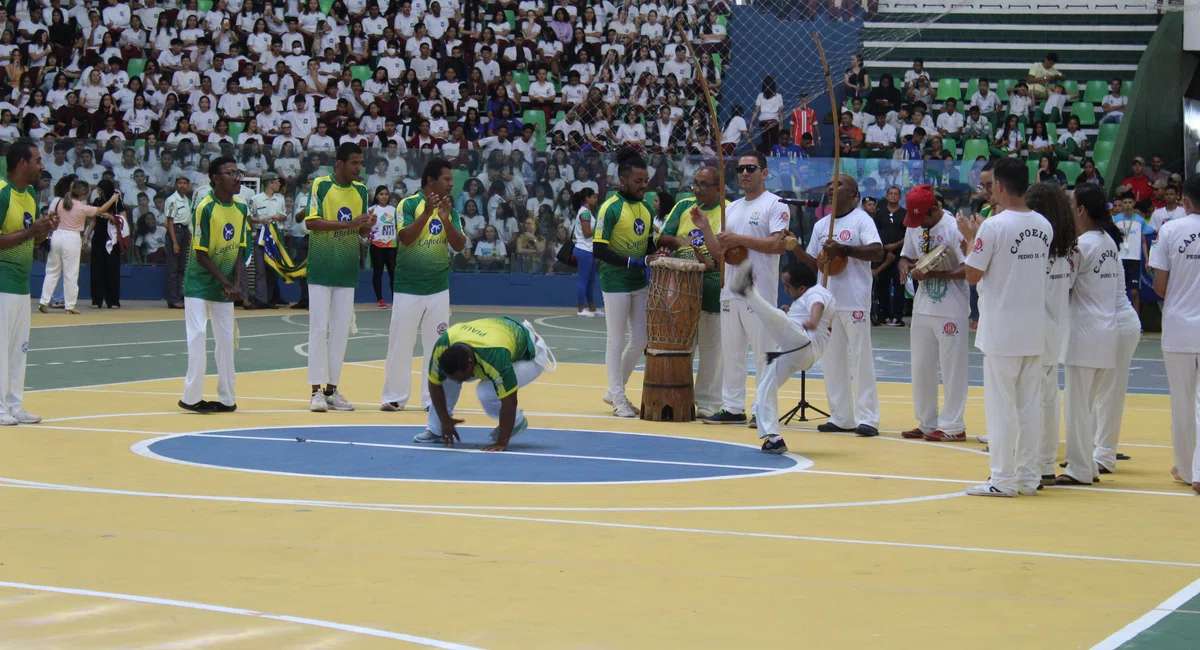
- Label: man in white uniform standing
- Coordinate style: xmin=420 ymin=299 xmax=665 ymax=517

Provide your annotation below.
xmin=703 ymin=151 xmax=792 ymax=426
xmin=959 ymin=158 xmax=1052 ymax=497
xmin=796 ymin=174 xmax=884 ymax=437
xmin=897 ymin=185 xmax=969 ymax=442
xmin=1149 ymin=173 xmax=1200 ymax=495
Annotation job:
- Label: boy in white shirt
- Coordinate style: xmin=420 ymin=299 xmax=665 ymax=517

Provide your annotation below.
xmin=1151 ymin=186 xmax=1186 ymax=230
xmin=1100 ymin=78 xmax=1128 ymax=125
xmin=970 ymin=79 xmax=1001 ymax=124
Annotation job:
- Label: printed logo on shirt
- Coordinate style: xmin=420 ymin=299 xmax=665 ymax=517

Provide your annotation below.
xmin=688 ymin=228 xmax=704 ymax=246
xmin=973 ymin=237 xmax=983 ymax=252
xmin=337 ymin=207 xmax=353 ymax=222
xmin=436 ymin=322 xmax=448 ymax=334
xmin=633 ymin=217 xmax=645 ymax=236
xmin=838 ymin=229 xmax=851 ymax=241
xmin=1010 ymin=227 xmax=1050 ymax=256
xmin=935 ymin=235 xmax=944 ymax=244
xmin=749 ymin=212 xmax=760 ymax=226
xmin=924 ymin=278 xmax=948 ymax=303
xmin=943 ymin=322 xmax=958 ymax=336
xmin=22 ymin=212 xmax=32 ymax=228
xmin=429 ymin=218 xmax=443 ymax=235
xmin=721 ymin=300 xmax=730 ymax=313
xmin=21 ymin=340 xmax=27 ymax=355
xmin=851 ymin=310 xmax=866 ymax=323
xmin=222 ymin=223 xmax=235 ymax=241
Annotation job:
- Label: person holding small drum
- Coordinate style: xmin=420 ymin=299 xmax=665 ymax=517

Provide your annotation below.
xmin=896 ymin=185 xmax=970 ymax=442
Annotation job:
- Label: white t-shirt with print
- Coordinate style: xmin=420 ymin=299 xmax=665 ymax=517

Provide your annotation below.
xmin=806 ymin=207 xmax=882 ymax=313
xmin=965 ymin=209 xmax=1053 ymax=357
xmin=1043 ymin=255 xmax=1074 ymax=365
xmin=723 ymin=190 xmax=791 ymax=302
xmin=1151 ymin=205 xmax=1187 ymax=231
xmin=1065 ymin=230 xmax=1120 ymax=368
xmin=788 ymin=284 xmax=836 ymax=356
xmin=900 ymin=212 xmax=968 ymax=319
xmin=1148 ymin=213 xmax=1200 ymax=353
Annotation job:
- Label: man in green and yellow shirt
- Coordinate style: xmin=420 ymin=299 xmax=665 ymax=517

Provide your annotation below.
xmin=656 ymin=166 xmax=726 ymax=418
xmin=382 ymin=157 xmax=466 ymax=414
xmin=179 ymin=156 xmax=248 ymax=413
xmin=0 ymin=141 xmax=55 ymax=426
xmin=305 ymin=142 xmax=373 ymax=413
xmin=422 ymin=317 xmax=553 ymax=451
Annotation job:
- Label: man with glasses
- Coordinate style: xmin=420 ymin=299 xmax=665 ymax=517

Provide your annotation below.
xmin=705 ymin=152 xmax=792 ymax=427
xmin=179 ymin=157 xmax=247 ymax=413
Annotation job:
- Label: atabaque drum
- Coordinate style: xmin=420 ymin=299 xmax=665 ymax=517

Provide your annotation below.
xmin=645 ymin=257 xmax=706 ymax=354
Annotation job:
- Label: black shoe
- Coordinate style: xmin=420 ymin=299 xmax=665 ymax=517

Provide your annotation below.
xmin=179 ymin=399 xmax=216 ymax=413
xmin=209 ymin=401 xmax=237 ymax=413
xmin=1116 ymin=453 xmax=1131 ymax=460
xmin=290 ymin=302 xmax=309 ymax=309
xmin=256 ymin=302 xmax=278 ymax=310
xmin=817 ymin=422 xmax=855 ymax=433
xmin=855 ymin=424 xmax=879 ymax=437
xmin=702 ymin=409 xmax=747 ymax=425
xmin=748 ymin=416 xmax=757 ymax=429
xmin=272 ymin=297 xmax=289 ymax=305
xmin=761 ymin=438 xmax=788 ymax=454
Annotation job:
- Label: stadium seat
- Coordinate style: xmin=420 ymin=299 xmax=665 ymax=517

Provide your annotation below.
xmin=228 ymin=120 xmax=245 ymax=143
xmin=676 ymin=192 xmax=695 ymax=202
xmin=935 ymin=78 xmax=961 ymax=101
xmin=941 ymin=136 xmax=958 ymax=158
xmin=126 ymin=58 xmax=146 ymax=79
xmin=504 ymin=9 xmax=515 ymax=31
xmin=1121 ymin=81 xmax=1132 ymax=97
xmin=554 ymin=110 xmax=567 ymax=125
xmin=961 ymin=138 xmax=989 ymax=163
xmin=514 ymin=70 xmax=530 ymax=93
xmin=1027 ymin=159 xmax=1039 ymax=184
xmin=1092 ymin=139 xmax=1115 ymax=164
xmin=643 ymin=191 xmax=657 ymax=212
xmin=1070 ymin=102 xmax=1097 ymax=126
xmin=350 ymin=65 xmax=372 ymax=83
xmin=452 ymin=168 xmax=468 ymax=198
xmin=996 ymin=79 xmax=1017 ymax=101
xmin=717 ymin=15 xmax=726 ymax=27
xmin=1059 ymin=161 xmax=1081 ymax=185
xmin=1097 ymin=122 xmax=1120 ymax=143
xmin=965 ymin=78 xmax=978 ymax=96
xmin=318 ymin=0 xmax=334 ymax=13
xmin=522 ymin=109 xmax=545 ymax=131
xmin=712 ymin=53 xmax=722 ymax=69
xmin=1083 ymin=80 xmax=1108 ymax=103
xmin=1096 ymin=160 xmax=1110 ymax=179
xmin=1060 ymin=80 xmax=1078 ymax=97
xmin=1046 ymin=122 xmax=1057 ymax=142
xmin=197 ymin=0 xmax=212 ymax=11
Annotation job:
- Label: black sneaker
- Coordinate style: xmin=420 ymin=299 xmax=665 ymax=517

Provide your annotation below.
xmin=761 ymin=438 xmax=788 ymax=454
xmin=290 ymin=302 xmax=309 ymax=310
xmin=747 ymin=416 xmax=757 ymax=429
xmin=703 ymin=409 xmax=747 ymax=425
xmin=178 ymin=399 xmax=216 ymax=413
xmin=855 ymin=424 xmax=879 ymax=437
xmin=817 ymin=422 xmax=855 ymax=433
xmin=209 ymin=401 xmax=237 ymax=413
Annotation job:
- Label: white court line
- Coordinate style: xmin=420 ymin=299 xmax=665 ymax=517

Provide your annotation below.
xmin=28 ymin=331 xmax=308 ymax=353
xmin=1090 ymin=577 xmax=1200 ymax=649
xmin=0 ymin=581 xmax=485 ymax=650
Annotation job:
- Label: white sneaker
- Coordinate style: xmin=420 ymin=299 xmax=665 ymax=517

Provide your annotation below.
xmin=577 ymin=310 xmax=595 ymax=318
xmin=602 ymin=391 xmax=614 ymax=406
xmin=413 ymin=429 xmax=441 ymax=443
xmin=593 ymin=309 xmax=605 ymax=317
xmin=488 ymin=416 xmax=529 ymax=443
xmin=9 ymin=408 xmax=41 ymax=424
xmin=1017 ymin=485 xmax=1039 ymax=497
xmin=696 ymin=407 xmax=716 ymax=419
xmin=613 ymin=399 xmax=637 ymax=418
xmin=0 ymin=413 xmax=17 ymax=426
xmin=309 ymin=391 xmax=328 ymax=412
xmin=325 ymin=391 xmax=355 ymax=411
xmin=965 ymin=481 xmax=1016 ymax=498
xmin=976 ymin=434 xmax=989 ymax=444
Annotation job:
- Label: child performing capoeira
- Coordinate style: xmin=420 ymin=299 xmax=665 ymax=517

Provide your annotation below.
xmin=729 ymin=259 xmax=834 ymax=454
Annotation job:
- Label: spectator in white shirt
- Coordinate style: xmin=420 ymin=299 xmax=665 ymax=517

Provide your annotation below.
xmin=864 ymin=112 xmax=898 ymax=157
xmin=475 ymin=46 xmax=501 ymax=84
xmin=1151 ymin=185 xmax=1186 ymax=230
xmin=1008 ymin=81 xmax=1033 ymax=122
xmin=970 ymin=79 xmax=1001 ymax=123
xmin=285 ymin=96 xmax=318 ymax=141
xmin=412 ymin=43 xmax=439 ymax=81
xmin=1100 ymin=78 xmax=1127 ymax=125
xmin=936 ymin=98 xmax=964 ymax=138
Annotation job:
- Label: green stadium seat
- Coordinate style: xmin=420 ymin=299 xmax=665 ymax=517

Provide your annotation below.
xmin=1083 ymin=80 xmax=1108 ymax=103
xmin=941 ymin=136 xmax=958 ymax=158
xmin=1027 ymin=160 xmax=1040 ymax=184
xmin=126 ymin=58 xmax=146 ymax=78
xmin=1070 ymin=102 xmax=1097 ymax=126
xmin=452 ymin=169 xmax=468 ymax=198
xmin=961 ymin=138 xmax=990 ymax=164
xmin=676 ymin=192 xmax=695 ymax=202
xmin=554 ymin=110 xmax=567 ymax=125
xmin=1061 ymin=80 xmax=1078 ymax=97
xmin=712 ymin=53 xmax=722 ymax=69
xmin=935 ymin=78 xmax=961 ymax=101
xmin=504 ymin=9 xmax=515 ymax=31
xmin=350 ymin=65 xmax=372 ymax=83
xmin=1121 ymin=82 xmax=1132 ymax=97
xmin=318 ymin=0 xmax=334 ymax=13
xmin=1046 ymin=122 xmax=1058 ymax=142
xmin=717 ymin=14 xmax=726 ymax=27
xmin=965 ymin=78 xmax=979 ymax=97
xmin=197 ymin=0 xmax=212 ymax=11
xmin=1096 ymin=160 xmax=1109 ymax=179
xmin=1059 ymin=161 xmax=1081 ymax=185
xmin=228 ymin=120 xmax=245 ymax=143
xmin=133 ymin=138 xmax=146 ymax=151
xmin=1092 ymin=139 xmax=1115 ymax=164
xmin=1097 ymin=122 xmax=1120 ymax=143
xmin=523 ymin=110 xmax=547 ymax=149
xmin=996 ymin=79 xmax=1017 ymax=101
xmin=643 ymin=191 xmax=657 ymax=212
xmin=514 ymin=70 xmax=530 ymax=93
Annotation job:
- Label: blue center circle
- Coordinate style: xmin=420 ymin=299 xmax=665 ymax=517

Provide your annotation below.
xmin=136 ymin=425 xmax=802 ymax=484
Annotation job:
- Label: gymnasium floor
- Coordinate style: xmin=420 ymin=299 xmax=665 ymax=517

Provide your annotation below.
xmin=1 ymin=302 xmax=1197 ymax=649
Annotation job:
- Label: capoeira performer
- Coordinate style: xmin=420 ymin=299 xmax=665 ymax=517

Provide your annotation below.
xmin=896 ymin=185 xmax=969 ymax=442
xmin=728 ymin=260 xmax=833 ymax=454
xmin=422 ymin=317 xmax=556 ymax=452
xmin=1148 ymin=173 xmax=1200 ymax=494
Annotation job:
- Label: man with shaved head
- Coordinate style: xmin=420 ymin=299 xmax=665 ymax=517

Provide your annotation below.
xmin=656 ymin=166 xmax=726 ymax=417
xmin=798 ymin=174 xmax=885 ymax=436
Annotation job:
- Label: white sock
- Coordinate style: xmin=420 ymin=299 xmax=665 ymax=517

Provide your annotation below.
xmin=769 ymin=435 xmax=783 ymax=443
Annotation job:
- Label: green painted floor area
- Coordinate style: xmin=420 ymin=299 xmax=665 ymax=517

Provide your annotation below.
xmin=1118 ymin=592 xmax=1200 ymax=649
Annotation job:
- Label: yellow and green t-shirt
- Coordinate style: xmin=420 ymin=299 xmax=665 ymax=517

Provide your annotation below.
xmin=594 ymin=192 xmax=652 ymax=293
xmin=183 ymin=192 xmax=249 ymax=302
xmin=306 ymin=175 xmax=369 ymax=288
xmin=659 ymin=197 xmax=726 ymax=314
xmin=395 ymin=191 xmax=462 ymax=296
xmin=0 ymin=180 xmax=39 ymax=295
xmin=428 ymin=317 xmax=535 ymax=399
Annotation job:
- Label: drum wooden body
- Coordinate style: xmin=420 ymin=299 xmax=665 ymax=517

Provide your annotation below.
xmin=640 ymin=352 xmax=695 ymax=423
xmin=646 ymin=258 xmax=706 ymax=353
xmin=914 ymin=244 xmax=955 ymax=274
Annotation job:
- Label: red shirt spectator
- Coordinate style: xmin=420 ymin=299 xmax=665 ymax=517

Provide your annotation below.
xmin=1121 ymin=156 xmax=1153 ymax=203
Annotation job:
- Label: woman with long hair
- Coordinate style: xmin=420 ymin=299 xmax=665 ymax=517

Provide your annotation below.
xmin=751 ymin=75 xmax=782 ymax=153
xmin=990 ymin=114 xmax=1025 ymax=159
xmin=1055 ymin=179 xmax=1124 ymax=486
xmin=572 ymin=187 xmax=600 ymax=316
xmin=1072 ymin=182 xmax=1142 ymax=478
xmin=1035 ymin=154 xmax=1066 ymax=185
xmin=367 ymin=186 xmax=397 ymax=309
xmin=39 ymin=177 xmax=118 ymax=314
xmin=85 ymin=180 xmax=128 ymax=309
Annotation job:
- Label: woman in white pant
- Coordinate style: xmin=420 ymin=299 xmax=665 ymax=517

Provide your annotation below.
xmin=39 ymin=176 xmax=118 ymax=314
xmin=1058 ymin=183 xmax=1125 ymax=486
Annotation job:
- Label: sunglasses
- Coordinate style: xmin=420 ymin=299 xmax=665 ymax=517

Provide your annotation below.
xmin=736 ymin=164 xmax=761 ymax=174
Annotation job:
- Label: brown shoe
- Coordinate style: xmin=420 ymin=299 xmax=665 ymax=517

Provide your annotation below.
xmin=900 ymin=428 xmax=925 ymax=439
xmin=924 ymin=430 xmax=966 ymax=442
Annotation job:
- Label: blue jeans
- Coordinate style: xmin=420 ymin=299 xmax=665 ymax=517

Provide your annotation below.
xmin=575 ymin=248 xmax=596 ymax=306
xmin=1099 ymin=113 xmax=1123 ymax=125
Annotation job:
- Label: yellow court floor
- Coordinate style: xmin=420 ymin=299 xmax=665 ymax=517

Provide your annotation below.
xmin=1 ymin=342 xmax=1198 ymax=649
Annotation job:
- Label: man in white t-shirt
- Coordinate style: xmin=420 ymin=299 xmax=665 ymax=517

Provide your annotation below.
xmin=897 ymin=185 xmax=969 ymax=442
xmin=1151 ymin=186 xmax=1186 ymax=230
xmin=703 ymin=152 xmax=791 ymax=426
xmin=1100 ymin=78 xmax=1127 ymax=125
xmin=959 ymin=158 xmax=1053 ymax=497
xmin=728 ymin=260 xmax=834 ymax=454
xmin=1148 ymin=173 xmax=1200 ymax=495
xmin=797 ymin=174 xmax=884 ymax=436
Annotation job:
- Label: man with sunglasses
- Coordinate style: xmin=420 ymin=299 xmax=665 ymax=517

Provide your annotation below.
xmin=704 ymin=152 xmax=792 ymax=426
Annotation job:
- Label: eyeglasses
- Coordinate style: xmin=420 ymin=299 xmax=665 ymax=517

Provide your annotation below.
xmin=735 ymin=165 xmax=761 ymax=174
xmin=222 ymin=169 xmax=244 ymax=180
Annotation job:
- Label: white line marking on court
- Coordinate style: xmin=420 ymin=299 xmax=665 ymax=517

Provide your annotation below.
xmin=1090 ymin=577 xmax=1200 ymax=649
xmin=29 ymin=331 xmax=308 ymax=353
xmin=0 ymin=581 xmax=486 ymax=650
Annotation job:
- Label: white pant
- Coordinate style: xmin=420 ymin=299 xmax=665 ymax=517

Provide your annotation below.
xmin=910 ymin=314 xmax=968 ymax=434
xmin=39 ymin=230 xmax=82 ymax=310
xmin=382 ymin=290 xmax=450 ymax=408
xmin=983 ymin=354 xmax=1043 ymax=492
xmin=182 ymin=297 xmax=235 ymax=406
xmin=1163 ymin=351 xmax=1200 ymax=484
xmin=427 ymin=324 xmax=552 ymax=434
xmin=1063 ymin=364 xmax=1114 ymax=483
xmin=1094 ymin=327 xmax=1140 ymax=472
xmin=602 ymin=288 xmax=647 ymax=401
xmin=823 ymin=310 xmax=879 ymax=428
xmin=719 ymin=298 xmax=772 ymax=414
xmin=744 ymin=285 xmax=819 ymax=439
xmin=0 ymin=293 xmax=30 ymax=414
xmin=307 ymin=285 xmax=355 ymax=387
xmin=694 ymin=311 xmax=722 ymax=414
xmin=1038 ymin=364 xmax=1061 ymax=477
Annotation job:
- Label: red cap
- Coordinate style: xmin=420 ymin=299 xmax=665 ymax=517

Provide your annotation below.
xmin=904 ymin=184 xmax=937 ymax=228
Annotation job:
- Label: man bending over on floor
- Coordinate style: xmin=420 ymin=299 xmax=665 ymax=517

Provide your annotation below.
xmin=729 ymin=260 xmax=835 ymax=454
xmin=420 ymin=317 xmax=556 ymax=451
